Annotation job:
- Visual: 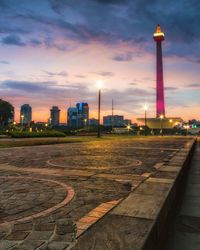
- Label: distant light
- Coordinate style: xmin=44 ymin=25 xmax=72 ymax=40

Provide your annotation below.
xmin=143 ymin=104 xmax=148 ymax=111
xmin=127 ymin=125 xmax=131 ymax=130
xmin=169 ymin=119 xmax=173 ymax=123
xmin=160 ymin=115 xmax=164 ymax=119
xmin=96 ymin=80 xmax=104 ymax=90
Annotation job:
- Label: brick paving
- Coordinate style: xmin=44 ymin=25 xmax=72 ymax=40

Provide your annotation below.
xmin=0 ymin=137 xmax=193 ymax=249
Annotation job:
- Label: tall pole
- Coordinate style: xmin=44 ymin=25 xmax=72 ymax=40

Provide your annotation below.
xmin=112 ymin=99 xmax=114 ymax=131
xmin=97 ymin=88 xmax=101 ymax=138
xmin=143 ymin=104 xmax=148 ymax=136
xmin=145 ymin=109 xmax=147 ymax=136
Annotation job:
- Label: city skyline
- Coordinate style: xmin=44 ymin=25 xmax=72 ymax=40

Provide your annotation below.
xmin=0 ymin=0 xmax=200 ymax=122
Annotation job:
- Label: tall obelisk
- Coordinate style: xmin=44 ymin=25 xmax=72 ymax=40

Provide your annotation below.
xmin=153 ymin=24 xmax=165 ymax=118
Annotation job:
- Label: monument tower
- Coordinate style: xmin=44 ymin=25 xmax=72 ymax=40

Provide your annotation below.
xmin=137 ymin=25 xmax=182 ymax=129
xmin=153 ymin=24 xmax=165 ymax=118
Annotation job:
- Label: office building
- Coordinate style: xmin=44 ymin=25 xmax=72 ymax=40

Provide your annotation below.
xmin=76 ymin=102 xmax=89 ymax=127
xmin=103 ymin=115 xmax=124 ymax=127
xmin=67 ymin=107 xmax=78 ymax=128
xmin=89 ymin=118 xmax=98 ymax=126
xmin=20 ymin=104 xmax=32 ymax=125
xmin=50 ymin=106 xmax=60 ymax=126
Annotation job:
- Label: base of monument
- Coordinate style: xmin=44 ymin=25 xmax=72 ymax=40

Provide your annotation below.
xmin=137 ymin=117 xmax=183 ymax=129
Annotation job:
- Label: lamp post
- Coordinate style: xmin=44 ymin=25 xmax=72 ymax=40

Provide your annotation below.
xmin=186 ymin=125 xmax=189 ymax=136
xmin=96 ymin=80 xmax=103 ymax=138
xmin=84 ymin=118 xmax=87 ymax=128
xmin=143 ymin=104 xmax=148 ymax=136
xmin=21 ymin=115 xmax=24 ymax=131
xmin=160 ymin=115 xmax=164 ymax=136
xmin=127 ymin=124 xmax=131 ymax=135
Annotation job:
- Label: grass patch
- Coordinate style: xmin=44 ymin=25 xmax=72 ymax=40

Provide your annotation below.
xmin=0 ymin=135 xmax=189 ymax=148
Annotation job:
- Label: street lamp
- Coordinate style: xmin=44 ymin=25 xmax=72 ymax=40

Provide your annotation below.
xmin=143 ymin=104 xmax=148 ymax=136
xmin=127 ymin=124 xmax=131 ymax=135
xmin=160 ymin=115 xmax=164 ymax=136
xmin=96 ymin=80 xmax=103 ymax=138
xmin=186 ymin=125 xmax=189 ymax=136
xmin=21 ymin=115 xmax=24 ymax=131
xmin=84 ymin=118 xmax=87 ymax=128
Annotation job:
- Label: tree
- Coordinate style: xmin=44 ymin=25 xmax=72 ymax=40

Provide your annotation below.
xmin=0 ymin=99 xmax=14 ymax=128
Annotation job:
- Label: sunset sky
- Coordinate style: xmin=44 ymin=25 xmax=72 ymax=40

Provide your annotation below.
xmin=0 ymin=0 xmax=200 ymax=123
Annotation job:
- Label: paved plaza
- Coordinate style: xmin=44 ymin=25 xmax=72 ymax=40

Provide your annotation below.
xmin=0 ymin=137 xmax=194 ymax=249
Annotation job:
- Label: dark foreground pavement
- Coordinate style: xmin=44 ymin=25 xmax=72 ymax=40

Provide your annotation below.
xmin=0 ymin=137 xmax=195 ymax=249
xmin=165 ymin=138 xmax=200 ymax=250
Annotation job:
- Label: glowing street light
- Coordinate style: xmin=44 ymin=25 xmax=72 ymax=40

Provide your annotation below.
xmin=84 ymin=118 xmax=87 ymax=128
xmin=160 ymin=114 xmax=164 ymax=136
xmin=143 ymin=104 xmax=148 ymax=136
xmin=127 ymin=124 xmax=131 ymax=134
xmin=21 ymin=115 xmax=24 ymax=131
xmin=96 ymin=80 xmax=103 ymax=138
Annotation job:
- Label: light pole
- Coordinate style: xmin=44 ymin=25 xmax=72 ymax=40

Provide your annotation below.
xmin=127 ymin=124 xmax=131 ymax=135
xmin=84 ymin=118 xmax=87 ymax=128
xmin=96 ymin=80 xmax=103 ymax=138
xmin=186 ymin=125 xmax=189 ymax=136
xmin=143 ymin=104 xmax=148 ymax=136
xmin=160 ymin=115 xmax=164 ymax=136
xmin=21 ymin=115 xmax=24 ymax=131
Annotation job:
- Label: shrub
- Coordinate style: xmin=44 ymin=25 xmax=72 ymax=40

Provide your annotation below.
xmin=9 ymin=130 xmax=66 ymax=138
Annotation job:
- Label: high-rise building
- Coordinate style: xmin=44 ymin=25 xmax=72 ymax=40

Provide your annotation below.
xmin=0 ymin=99 xmax=14 ymax=127
xmin=67 ymin=107 xmax=78 ymax=128
xmin=76 ymin=102 xmax=89 ymax=127
xmin=50 ymin=106 xmax=60 ymax=126
xmin=20 ymin=104 xmax=32 ymax=125
xmin=153 ymin=24 xmax=165 ymax=118
xmin=103 ymin=115 xmax=124 ymax=127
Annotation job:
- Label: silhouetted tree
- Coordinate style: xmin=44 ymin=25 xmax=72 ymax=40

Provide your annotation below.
xmin=0 ymin=99 xmax=14 ymax=128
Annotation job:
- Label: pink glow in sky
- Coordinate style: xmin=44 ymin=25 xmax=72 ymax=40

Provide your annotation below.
xmin=0 ymin=0 xmax=200 ymax=123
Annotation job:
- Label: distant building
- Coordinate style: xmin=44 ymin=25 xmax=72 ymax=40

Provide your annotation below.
xmin=0 ymin=99 xmax=14 ymax=127
xmin=123 ymin=119 xmax=132 ymax=126
xmin=76 ymin=102 xmax=89 ymax=127
xmin=20 ymin=104 xmax=32 ymax=125
xmin=67 ymin=107 xmax=78 ymax=128
xmin=103 ymin=115 xmax=124 ymax=127
xmin=89 ymin=118 xmax=98 ymax=126
xmin=50 ymin=106 xmax=60 ymax=126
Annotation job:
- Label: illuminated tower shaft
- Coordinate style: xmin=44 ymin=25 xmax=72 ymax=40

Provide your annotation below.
xmin=154 ymin=25 xmax=165 ymax=117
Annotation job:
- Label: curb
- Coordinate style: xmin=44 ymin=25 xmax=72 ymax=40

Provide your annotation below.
xmin=141 ymin=138 xmax=197 ymax=250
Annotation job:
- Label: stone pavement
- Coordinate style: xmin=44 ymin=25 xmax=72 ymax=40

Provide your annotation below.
xmin=165 ymin=138 xmax=200 ymax=250
xmin=0 ymin=137 xmax=194 ymax=249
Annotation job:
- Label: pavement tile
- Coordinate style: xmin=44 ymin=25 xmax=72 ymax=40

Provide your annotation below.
xmin=159 ymin=166 xmax=181 ymax=172
xmin=5 ymin=231 xmax=29 ymax=241
xmin=111 ymin=192 xmax=166 ymax=220
xmin=146 ymin=177 xmax=174 ymax=184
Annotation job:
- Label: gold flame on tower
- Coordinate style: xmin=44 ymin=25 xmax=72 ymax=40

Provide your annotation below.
xmin=153 ymin=24 xmax=165 ymax=38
